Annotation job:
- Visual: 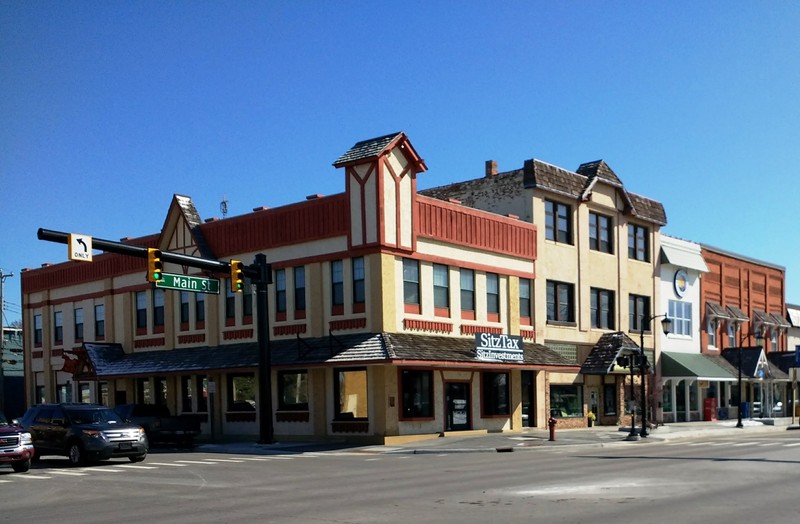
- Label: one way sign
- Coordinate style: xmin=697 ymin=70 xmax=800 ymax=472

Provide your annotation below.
xmin=68 ymin=233 xmax=93 ymax=262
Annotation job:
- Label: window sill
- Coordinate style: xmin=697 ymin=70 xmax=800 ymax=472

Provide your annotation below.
xmin=547 ymin=320 xmax=577 ymax=328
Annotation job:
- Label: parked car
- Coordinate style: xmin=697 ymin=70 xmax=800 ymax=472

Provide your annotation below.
xmin=18 ymin=403 xmax=148 ymax=466
xmin=0 ymin=410 xmax=34 ymax=473
xmin=114 ymin=404 xmax=200 ymax=448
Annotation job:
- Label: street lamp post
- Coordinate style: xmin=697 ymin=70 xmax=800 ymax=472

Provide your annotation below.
xmin=639 ymin=314 xmax=672 ymax=438
xmin=736 ymin=326 xmax=764 ymax=428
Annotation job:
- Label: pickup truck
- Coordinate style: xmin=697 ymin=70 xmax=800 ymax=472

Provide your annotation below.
xmin=114 ymin=404 xmax=200 ymax=448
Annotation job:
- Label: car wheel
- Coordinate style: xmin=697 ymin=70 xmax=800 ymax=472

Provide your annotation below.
xmin=129 ymin=454 xmax=146 ymax=463
xmin=68 ymin=442 xmax=84 ymax=466
xmin=12 ymin=460 xmax=31 ymax=473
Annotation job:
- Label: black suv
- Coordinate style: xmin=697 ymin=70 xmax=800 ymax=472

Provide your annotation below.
xmin=19 ymin=404 xmax=148 ymax=466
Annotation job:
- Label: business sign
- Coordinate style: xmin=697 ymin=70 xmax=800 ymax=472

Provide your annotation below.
xmin=475 ymin=333 xmax=524 ymax=362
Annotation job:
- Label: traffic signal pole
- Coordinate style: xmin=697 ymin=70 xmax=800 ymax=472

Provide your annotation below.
xmin=37 ymin=228 xmax=274 ymax=444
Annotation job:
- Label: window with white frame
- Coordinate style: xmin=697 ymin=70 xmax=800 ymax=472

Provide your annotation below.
xmin=433 ymin=264 xmax=449 ymax=311
xmin=727 ymin=322 xmax=736 ymax=347
xmin=668 ymin=300 xmax=692 ymax=336
xmin=707 ymin=318 xmax=717 ymax=348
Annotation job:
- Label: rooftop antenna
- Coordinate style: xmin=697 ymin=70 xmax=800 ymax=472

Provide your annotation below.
xmin=220 ymin=196 xmax=229 ymax=219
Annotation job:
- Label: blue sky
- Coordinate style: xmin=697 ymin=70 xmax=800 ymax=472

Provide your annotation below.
xmin=2 ymin=1 xmax=799 ymax=325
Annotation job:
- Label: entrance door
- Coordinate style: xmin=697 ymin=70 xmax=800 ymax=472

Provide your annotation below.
xmin=445 ymin=382 xmax=471 ymax=431
xmin=521 ymin=371 xmax=536 ymax=427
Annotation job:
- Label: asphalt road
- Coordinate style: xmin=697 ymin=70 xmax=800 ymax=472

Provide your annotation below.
xmin=2 ymin=433 xmax=800 ymax=523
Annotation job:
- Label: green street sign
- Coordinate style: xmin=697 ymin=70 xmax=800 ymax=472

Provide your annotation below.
xmin=155 ymin=273 xmax=220 ymax=294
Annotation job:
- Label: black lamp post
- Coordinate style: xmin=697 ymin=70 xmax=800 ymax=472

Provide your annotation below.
xmin=616 ymin=353 xmax=639 ymax=441
xmin=639 ymin=314 xmax=672 ymax=438
xmin=736 ymin=326 xmax=764 ymax=428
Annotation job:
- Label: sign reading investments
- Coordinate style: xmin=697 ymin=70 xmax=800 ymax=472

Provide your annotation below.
xmin=156 ymin=273 xmax=220 ymax=294
xmin=475 ymin=333 xmax=524 ymax=362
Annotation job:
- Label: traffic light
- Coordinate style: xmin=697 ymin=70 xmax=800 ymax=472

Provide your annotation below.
xmin=147 ymin=248 xmax=163 ymax=282
xmin=230 ymin=260 xmax=244 ymax=292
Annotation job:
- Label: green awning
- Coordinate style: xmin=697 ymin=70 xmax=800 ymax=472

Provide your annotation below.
xmin=661 ymin=352 xmax=737 ymax=381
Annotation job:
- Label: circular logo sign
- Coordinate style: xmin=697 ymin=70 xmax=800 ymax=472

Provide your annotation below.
xmin=674 ymin=269 xmax=688 ymax=298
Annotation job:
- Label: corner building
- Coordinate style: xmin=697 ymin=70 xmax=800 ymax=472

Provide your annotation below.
xmin=21 ymin=133 xmax=577 ymax=443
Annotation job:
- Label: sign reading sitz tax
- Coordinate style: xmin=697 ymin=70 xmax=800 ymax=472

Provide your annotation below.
xmin=156 ymin=273 xmax=220 ymax=294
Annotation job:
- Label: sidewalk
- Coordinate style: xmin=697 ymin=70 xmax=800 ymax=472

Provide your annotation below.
xmin=193 ymin=418 xmax=800 ymax=456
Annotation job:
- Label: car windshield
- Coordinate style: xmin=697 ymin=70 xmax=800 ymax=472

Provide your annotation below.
xmin=66 ymin=408 xmax=124 ymax=425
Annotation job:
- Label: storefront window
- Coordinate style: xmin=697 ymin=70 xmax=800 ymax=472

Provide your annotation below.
xmin=550 ymin=385 xmax=583 ymax=417
xmin=603 ymin=383 xmax=617 ymax=416
xmin=228 ymin=373 xmax=256 ymax=411
xmin=278 ymin=370 xmax=309 ymax=411
xmin=401 ymin=369 xmax=433 ymax=418
xmin=482 ymin=372 xmax=509 ymax=416
xmin=334 ymin=368 xmax=368 ymax=420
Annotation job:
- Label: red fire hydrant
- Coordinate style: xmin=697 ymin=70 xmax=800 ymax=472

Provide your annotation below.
xmin=548 ymin=417 xmax=557 ymax=441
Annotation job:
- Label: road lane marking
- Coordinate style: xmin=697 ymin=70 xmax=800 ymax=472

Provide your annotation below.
xmin=240 ymin=457 xmax=271 ymax=461
xmin=176 ymin=460 xmax=218 ymax=464
xmin=784 ymin=442 xmax=800 ymax=447
xmin=147 ymin=462 xmax=189 ymax=467
xmin=732 ymin=442 xmax=755 ymax=447
xmin=203 ymin=458 xmax=244 ymax=463
xmin=16 ymin=474 xmax=52 ymax=480
xmin=758 ymin=442 xmax=780 ymax=447
xmin=49 ymin=470 xmax=88 ymax=476
xmin=118 ymin=464 xmax=159 ymax=469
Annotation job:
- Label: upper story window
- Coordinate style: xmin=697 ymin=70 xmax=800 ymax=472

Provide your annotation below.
xmin=668 ymin=300 xmax=692 ymax=336
xmin=195 ymin=293 xmax=205 ymax=325
xmin=545 ymin=200 xmax=572 ymax=244
xmin=94 ymin=305 xmax=105 ymax=339
xmin=331 ymin=260 xmax=344 ymax=313
xmin=403 ymin=258 xmax=420 ymax=313
xmin=74 ymin=307 xmax=84 ymax=341
xmin=628 ymin=224 xmax=650 ymax=262
xmin=353 ymin=257 xmax=365 ymax=311
xmin=294 ymin=266 xmax=306 ymax=317
xmin=628 ymin=294 xmax=651 ymax=332
xmin=275 ymin=269 xmax=287 ymax=315
xmin=153 ymin=289 xmax=165 ymax=330
xmin=54 ymin=310 xmax=63 ymax=345
xmin=727 ymin=322 xmax=736 ymax=347
xmin=136 ymin=291 xmax=147 ymax=330
xmin=590 ymin=288 xmax=615 ymax=329
xmin=180 ymin=292 xmax=190 ymax=325
xmin=519 ymin=278 xmax=532 ymax=325
xmin=34 ymin=313 xmax=43 ymax=346
xmin=707 ymin=318 xmax=717 ymax=348
xmin=460 ymin=268 xmax=475 ymax=319
xmin=486 ymin=273 xmax=500 ymax=321
xmin=770 ymin=329 xmax=778 ymax=352
xmin=589 ymin=212 xmax=613 ymax=254
xmin=243 ymin=288 xmax=253 ymax=322
xmin=433 ymin=264 xmax=449 ymax=314
xmin=547 ymin=280 xmax=575 ymax=323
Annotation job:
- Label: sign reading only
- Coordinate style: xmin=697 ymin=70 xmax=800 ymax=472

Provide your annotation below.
xmin=156 ymin=273 xmax=220 ymax=294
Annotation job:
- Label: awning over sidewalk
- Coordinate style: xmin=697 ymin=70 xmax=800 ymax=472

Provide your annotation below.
xmin=661 ymin=352 xmax=738 ymax=381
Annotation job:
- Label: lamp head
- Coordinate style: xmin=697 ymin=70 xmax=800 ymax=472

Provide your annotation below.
xmin=661 ymin=316 xmax=672 ymax=335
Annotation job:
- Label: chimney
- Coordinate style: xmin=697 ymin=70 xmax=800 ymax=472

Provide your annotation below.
xmin=485 ymin=160 xmax=498 ymax=177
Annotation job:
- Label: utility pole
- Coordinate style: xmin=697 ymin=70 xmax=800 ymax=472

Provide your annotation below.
xmin=0 ymin=269 xmax=13 ymax=413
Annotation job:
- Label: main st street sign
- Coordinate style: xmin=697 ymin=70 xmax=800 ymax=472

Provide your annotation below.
xmin=156 ymin=273 xmax=220 ymax=294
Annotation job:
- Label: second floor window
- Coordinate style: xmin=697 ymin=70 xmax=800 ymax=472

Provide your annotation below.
xmin=727 ymin=322 xmax=736 ymax=347
xmin=54 ymin=311 xmax=63 ymax=344
xmin=180 ymin=292 xmax=190 ymax=325
xmin=276 ymin=269 xmax=287 ymax=314
xmin=590 ymin=288 xmax=615 ymax=329
xmin=629 ymin=294 xmax=651 ymax=332
xmin=433 ymin=264 xmax=449 ymax=310
xmin=403 ymin=259 xmax=420 ymax=311
xmin=195 ymin=293 xmax=205 ymax=324
xmin=153 ymin=289 xmax=165 ymax=328
xmin=545 ymin=200 xmax=572 ymax=244
xmin=94 ymin=305 xmax=105 ymax=339
xmin=225 ymin=288 xmax=235 ymax=321
xmin=668 ymin=300 xmax=692 ymax=336
xmin=34 ymin=314 xmax=43 ymax=346
xmin=136 ymin=291 xmax=147 ymax=329
xmin=74 ymin=307 xmax=84 ymax=341
xmin=294 ymin=266 xmax=306 ymax=314
xmin=589 ymin=212 xmax=613 ymax=253
xmin=460 ymin=268 xmax=475 ymax=314
xmin=353 ymin=257 xmax=365 ymax=305
xmin=331 ymin=260 xmax=344 ymax=307
xmin=707 ymin=318 xmax=717 ymax=348
xmin=486 ymin=273 xmax=500 ymax=319
xmin=519 ymin=278 xmax=532 ymax=323
xmin=547 ymin=280 xmax=575 ymax=323
xmin=628 ymin=224 xmax=649 ymax=262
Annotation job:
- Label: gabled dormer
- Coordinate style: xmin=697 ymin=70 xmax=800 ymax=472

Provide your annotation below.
xmin=157 ymin=194 xmax=215 ymax=274
xmin=333 ymin=132 xmax=427 ymax=251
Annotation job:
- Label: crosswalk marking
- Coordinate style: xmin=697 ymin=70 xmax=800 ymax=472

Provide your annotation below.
xmin=176 ymin=460 xmax=218 ymax=464
xmin=784 ymin=442 xmax=800 ymax=447
xmin=147 ymin=462 xmax=189 ymax=467
xmin=16 ymin=474 xmax=52 ymax=480
xmin=732 ymin=442 xmax=754 ymax=447
xmin=758 ymin=442 xmax=780 ymax=447
xmin=203 ymin=458 xmax=244 ymax=463
xmin=118 ymin=464 xmax=158 ymax=469
xmin=49 ymin=470 xmax=88 ymax=476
